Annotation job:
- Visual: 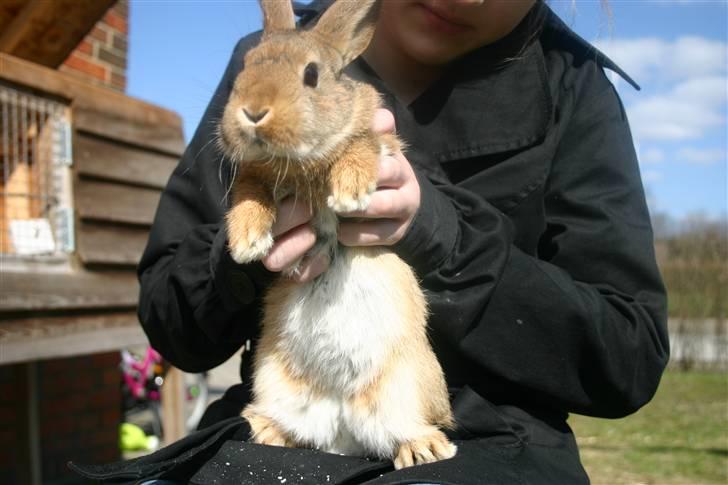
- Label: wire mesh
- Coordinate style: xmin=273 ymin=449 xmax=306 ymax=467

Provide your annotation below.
xmin=0 ymin=83 xmax=71 ymax=258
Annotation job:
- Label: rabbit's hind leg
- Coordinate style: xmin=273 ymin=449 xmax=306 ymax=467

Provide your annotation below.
xmin=345 ymin=359 xmax=457 ymax=468
xmin=243 ymin=351 xmax=343 ymax=451
xmin=242 ymin=407 xmax=297 ymax=448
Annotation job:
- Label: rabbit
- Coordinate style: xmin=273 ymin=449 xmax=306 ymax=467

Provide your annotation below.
xmin=217 ymin=0 xmax=456 ymax=469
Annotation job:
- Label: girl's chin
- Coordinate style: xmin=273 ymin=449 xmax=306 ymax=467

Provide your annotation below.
xmin=403 ymin=40 xmax=470 ymax=66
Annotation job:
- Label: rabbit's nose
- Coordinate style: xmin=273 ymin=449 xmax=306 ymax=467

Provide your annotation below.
xmin=243 ymin=108 xmax=269 ymax=124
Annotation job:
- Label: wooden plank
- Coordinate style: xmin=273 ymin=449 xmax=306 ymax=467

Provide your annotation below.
xmin=74 ymin=108 xmax=186 ymax=162
xmin=0 ymin=312 xmax=147 ymax=364
xmin=75 ymin=133 xmax=177 ymax=190
xmin=0 ymin=1 xmax=57 ymax=56
xmin=76 ymin=180 xmax=162 ymax=226
xmin=0 ymin=0 xmax=116 ymax=68
xmin=77 ymin=222 xmax=150 ymax=266
xmin=161 ymin=367 xmax=187 ymax=444
xmin=0 ymin=270 xmax=138 ymax=312
xmin=0 ymin=53 xmax=185 ymax=156
xmin=0 ymin=0 xmax=27 ymax=38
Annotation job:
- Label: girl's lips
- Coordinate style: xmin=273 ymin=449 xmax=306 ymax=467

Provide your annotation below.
xmin=415 ymin=2 xmax=472 ymax=35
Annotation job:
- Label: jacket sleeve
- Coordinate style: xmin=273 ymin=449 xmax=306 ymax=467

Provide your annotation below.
xmin=394 ymin=64 xmax=669 ymax=418
xmin=137 ymin=34 xmax=273 ymax=373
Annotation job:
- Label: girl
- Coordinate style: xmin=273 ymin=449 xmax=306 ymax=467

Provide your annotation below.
xmin=122 ymin=0 xmax=669 ymax=483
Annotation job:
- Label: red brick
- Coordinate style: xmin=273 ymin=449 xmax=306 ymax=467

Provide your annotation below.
xmin=110 ymin=71 xmax=126 ymax=91
xmin=89 ymin=26 xmax=109 ymax=43
xmin=113 ymin=0 xmax=129 ymax=18
xmin=103 ymin=10 xmax=128 ymax=35
xmin=90 ymin=352 xmax=119 ymax=367
xmin=112 ymin=32 xmax=128 ymax=52
xmin=40 ymin=415 xmax=75 ymax=438
xmin=63 ymin=54 xmax=108 ymax=83
xmin=102 ymin=366 xmax=120 ymax=387
xmin=98 ymin=46 xmax=127 ymax=70
xmin=85 ymin=429 xmax=118 ymax=448
xmin=39 ymin=373 xmax=73 ymax=397
xmin=40 ymin=392 xmax=87 ymax=415
xmin=94 ymin=446 xmax=121 ymax=464
xmin=101 ymin=408 xmax=120 ymax=428
xmin=76 ymin=39 xmax=93 ymax=56
xmin=78 ymin=414 xmax=102 ymax=431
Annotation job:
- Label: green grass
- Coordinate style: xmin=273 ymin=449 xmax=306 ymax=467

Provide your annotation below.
xmin=569 ymin=371 xmax=728 ymax=484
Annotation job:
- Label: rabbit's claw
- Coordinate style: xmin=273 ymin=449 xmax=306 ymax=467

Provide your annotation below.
xmin=244 ymin=410 xmax=296 ymax=448
xmin=229 ymin=229 xmax=274 ymax=264
xmin=327 ymin=180 xmax=376 ymax=213
xmin=394 ymin=430 xmax=457 ymax=469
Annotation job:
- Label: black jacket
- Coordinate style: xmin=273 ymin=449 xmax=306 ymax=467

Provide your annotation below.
xmin=138 ymin=0 xmax=668 ymax=452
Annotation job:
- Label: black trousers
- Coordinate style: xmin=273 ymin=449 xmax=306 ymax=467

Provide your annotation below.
xmin=71 ymin=384 xmax=589 ymax=484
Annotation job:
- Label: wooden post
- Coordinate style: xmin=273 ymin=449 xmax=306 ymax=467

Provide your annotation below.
xmin=161 ymin=366 xmax=186 ymax=445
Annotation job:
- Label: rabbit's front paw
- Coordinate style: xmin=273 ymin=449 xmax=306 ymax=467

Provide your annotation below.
xmin=394 ymin=429 xmax=457 ymax=469
xmin=226 ymin=200 xmax=275 ymax=264
xmin=228 ymin=229 xmax=274 ymax=264
xmin=327 ymin=179 xmax=376 ymax=213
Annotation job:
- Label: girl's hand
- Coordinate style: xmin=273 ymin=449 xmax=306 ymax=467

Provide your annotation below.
xmin=260 ymin=197 xmax=329 ymax=283
xmin=338 ymin=109 xmax=421 ymax=247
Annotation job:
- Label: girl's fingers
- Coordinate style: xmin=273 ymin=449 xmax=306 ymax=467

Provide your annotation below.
xmin=288 ymin=251 xmax=330 ymax=283
xmin=337 ymin=219 xmax=407 ymax=247
xmin=376 ymin=153 xmax=406 ymax=189
xmin=372 ymin=108 xmax=396 ymax=134
xmin=262 ymin=224 xmax=316 ymax=272
xmin=271 ymin=197 xmax=313 ymax=237
xmin=338 ymin=189 xmax=412 ymax=219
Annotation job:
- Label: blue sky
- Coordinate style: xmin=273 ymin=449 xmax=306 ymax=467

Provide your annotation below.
xmin=127 ymin=0 xmax=727 ymax=221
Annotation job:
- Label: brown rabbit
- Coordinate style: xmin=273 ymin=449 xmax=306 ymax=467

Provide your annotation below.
xmin=218 ymin=0 xmax=456 ymax=469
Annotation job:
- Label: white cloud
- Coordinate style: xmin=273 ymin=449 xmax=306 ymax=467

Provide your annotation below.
xmin=672 ymin=76 xmax=728 ymax=105
xmin=640 ymin=147 xmax=665 ymax=164
xmin=672 ymin=37 xmax=728 ymax=79
xmin=641 ymin=169 xmax=664 ymax=183
xmin=676 ymin=147 xmax=727 ymax=165
xmin=625 ymin=75 xmax=727 ymax=141
xmin=593 ymin=36 xmax=727 ymax=83
xmin=594 ymin=37 xmax=665 ymax=82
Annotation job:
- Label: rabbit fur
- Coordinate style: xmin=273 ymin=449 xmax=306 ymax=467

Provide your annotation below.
xmin=218 ymin=0 xmax=456 ymax=469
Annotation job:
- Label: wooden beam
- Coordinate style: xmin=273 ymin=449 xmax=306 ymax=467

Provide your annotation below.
xmin=77 ymin=222 xmax=151 ymax=266
xmin=0 ymin=0 xmax=116 ymax=68
xmin=0 ymin=270 xmax=138 ymax=312
xmin=75 ymin=133 xmax=178 ymax=190
xmin=0 ymin=1 xmax=27 ymax=35
xmin=75 ymin=108 xmax=187 ymax=159
xmin=76 ymin=180 xmax=162 ymax=226
xmin=0 ymin=1 xmax=52 ymax=55
xmin=0 ymin=312 xmax=147 ymax=364
xmin=161 ymin=367 xmax=187 ymax=444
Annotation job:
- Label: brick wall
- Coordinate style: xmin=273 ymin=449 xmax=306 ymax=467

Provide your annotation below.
xmin=60 ymin=0 xmax=129 ymax=92
xmin=0 ymin=364 xmax=32 ymax=485
xmin=38 ymin=352 xmax=122 ymax=480
xmin=0 ymin=353 xmax=122 ymax=482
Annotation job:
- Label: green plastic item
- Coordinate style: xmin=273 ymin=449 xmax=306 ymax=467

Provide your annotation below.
xmin=119 ymin=422 xmax=160 ymax=452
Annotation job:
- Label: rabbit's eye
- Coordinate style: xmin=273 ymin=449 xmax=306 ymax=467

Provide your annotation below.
xmin=303 ymin=63 xmax=319 ymax=88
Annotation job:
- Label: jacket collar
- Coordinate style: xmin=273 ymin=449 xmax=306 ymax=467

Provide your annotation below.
xmin=346 ymin=2 xmax=554 ymax=170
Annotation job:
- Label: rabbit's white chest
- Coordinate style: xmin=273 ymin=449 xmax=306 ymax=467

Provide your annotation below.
xmin=277 ymin=248 xmax=402 ymax=395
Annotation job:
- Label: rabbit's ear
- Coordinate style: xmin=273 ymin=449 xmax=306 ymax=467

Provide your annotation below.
xmin=259 ymin=0 xmax=296 ymax=33
xmin=314 ymin=0 xmax=379 ymax=67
